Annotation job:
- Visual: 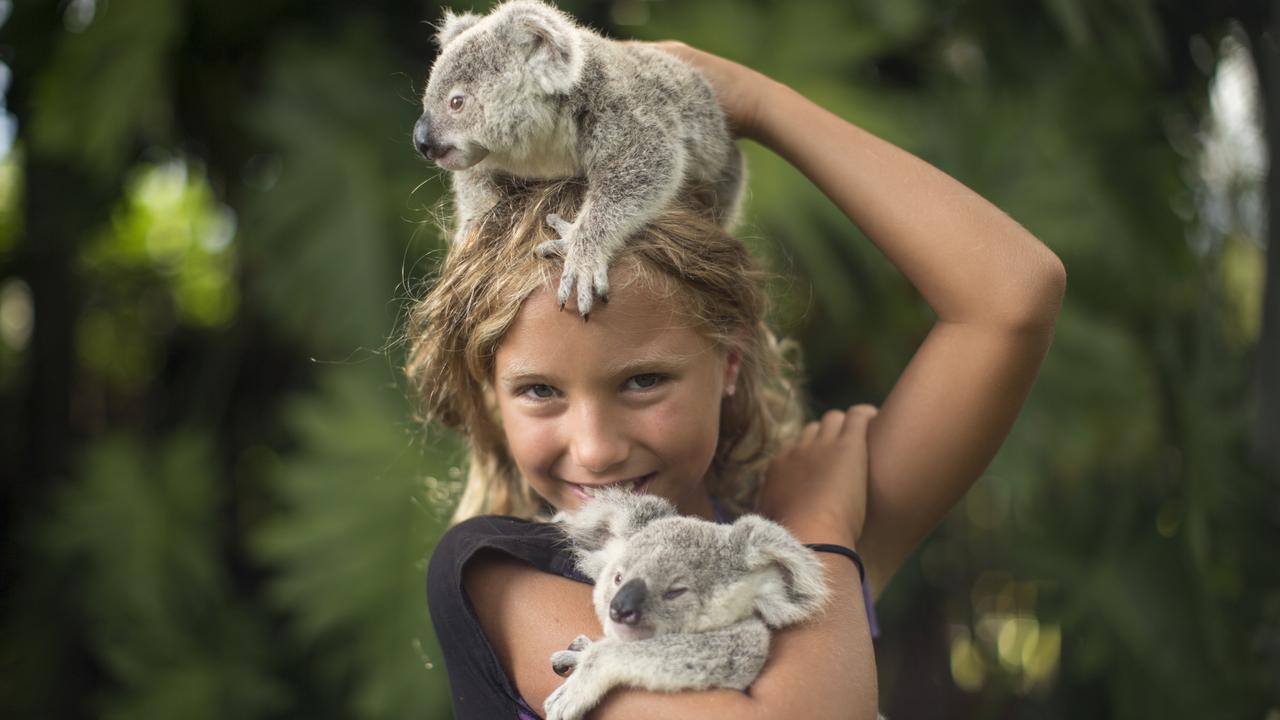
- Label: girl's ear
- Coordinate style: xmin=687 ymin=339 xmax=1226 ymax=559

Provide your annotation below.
xmin=723 ymin=349 xmax=742 ymax=397
xmin=554 ymin=489 xmax=675 ymax=580
xmin=729 ymin=515 xmax=829 ymax=627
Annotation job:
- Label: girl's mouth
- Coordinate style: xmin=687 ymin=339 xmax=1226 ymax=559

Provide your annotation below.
xmin=568 ymin=473 xmax=656 ymax=502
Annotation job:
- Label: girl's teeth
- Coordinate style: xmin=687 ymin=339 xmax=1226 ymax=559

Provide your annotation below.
xmin=580 ymin=476 xmax=649 ymax=497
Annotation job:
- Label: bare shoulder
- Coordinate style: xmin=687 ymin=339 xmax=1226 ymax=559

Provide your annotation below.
xmin=464 ymin=550 xmax=599 ymax=711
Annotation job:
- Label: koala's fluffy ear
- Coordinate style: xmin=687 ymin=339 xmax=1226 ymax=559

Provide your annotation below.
xmin=730 ymin=516 xmax=829 ymax=628
xmin=555 ymin=490 xmax=675 ymax=580
xmin=492 ymin=0 xmax=585 ymax=94
xmin=434 ymin=9 xmax=482 ymax=48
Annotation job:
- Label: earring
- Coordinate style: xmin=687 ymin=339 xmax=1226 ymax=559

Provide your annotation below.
xmin=724 ymin=385 xmax=736 ymax=398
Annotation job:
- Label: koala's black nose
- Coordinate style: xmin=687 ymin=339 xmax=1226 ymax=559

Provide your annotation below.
xmin=412 ymin=115 xmax=434 ymax=159
xmin=610 ymin=578 xmax=647 ymax=626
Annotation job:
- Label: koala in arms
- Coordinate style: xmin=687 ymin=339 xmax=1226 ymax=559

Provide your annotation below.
xmin=545 ymin=490 xmax=829 ymax=720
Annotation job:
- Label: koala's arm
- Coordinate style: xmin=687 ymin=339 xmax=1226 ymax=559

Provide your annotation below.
xmin=465 ymin=551 xmax=878 ymax=720
xmin=448 ymin=169 xmax=501 ymax=243
xmin=537 ymin=110 xmax=686 ymax=312
xmin=545 ymin=624 xmax=770 ymax=720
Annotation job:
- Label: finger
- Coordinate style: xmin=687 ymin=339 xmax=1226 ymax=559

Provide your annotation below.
xmin=818 ymin=409 xmax=845 ymax=442
xmin=840 ymin=403 xmax=879 ymax=437
xmin=798 ymin=420 xmax=820 ymax=447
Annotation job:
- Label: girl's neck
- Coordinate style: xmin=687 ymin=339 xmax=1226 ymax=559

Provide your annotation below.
xmin=675 ymin=490 xmax=718 ymax=522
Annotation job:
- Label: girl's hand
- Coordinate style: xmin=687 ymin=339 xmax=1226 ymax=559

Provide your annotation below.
xmin=645 ymin=40 xmax=776 ymax=139
xmin=757 ymin=404 xmax=878 ymax=548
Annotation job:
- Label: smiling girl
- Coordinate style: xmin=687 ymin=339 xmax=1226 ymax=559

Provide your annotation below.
xmin=407 ymin=42 xmax=1065 ymax=720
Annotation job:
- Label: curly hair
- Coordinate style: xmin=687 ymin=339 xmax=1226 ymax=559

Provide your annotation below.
xmin=404 ymin=178 xmax=803 ymax=525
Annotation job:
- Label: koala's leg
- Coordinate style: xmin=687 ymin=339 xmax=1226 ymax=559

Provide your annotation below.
xmin=535 ymin=128 xmax=685 ymax=316
xmin=449 ymin=170 xmax=499 ymax=245
xmin=710 ymin=144 xmax=747 ymax=231
xmin=543 ymin=622 xmax=770 ymax=720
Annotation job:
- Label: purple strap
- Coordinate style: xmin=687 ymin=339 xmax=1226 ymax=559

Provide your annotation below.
xmin=516 ymin=698 xmax=540 ymax=720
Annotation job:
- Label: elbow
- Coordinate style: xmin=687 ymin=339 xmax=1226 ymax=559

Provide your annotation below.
xmin=1031 ymin=248 xmax=1067 ymax=327
xmin=1005 ymin=244 xmax=1066 ymax=331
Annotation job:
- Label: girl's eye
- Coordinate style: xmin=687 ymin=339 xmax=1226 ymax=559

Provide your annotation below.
xmin=626 ymin=373 xmax=663 ymax=391
xmin=523 ymin=383 xmax=556 ymax=399
xmin=663 ymin=587 xmax=688 ymax=600
xmin=449 ymin=95 xmax=464 ymax=111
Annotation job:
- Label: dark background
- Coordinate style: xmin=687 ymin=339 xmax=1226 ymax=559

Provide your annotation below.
xmin=1 ymin=0 xmax=1277 ymax=718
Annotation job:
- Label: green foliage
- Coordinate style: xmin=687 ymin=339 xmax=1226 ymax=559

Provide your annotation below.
xmin=67 ymin=159 xmax=238 ymax=396
xmin=44 ymin=435 xmax=286 ymax=719
xmin=255 ymin=365 xmax=456 ymax=720
xmin=84 ymin=160 xmax=239 ymax=328
xmin=0 ymin=151 xmax=20 ymax=257
xmin=31 ymin=0 xmax=181 ymax=176
xmin=241 ymin=22 xmax=441 ymax=354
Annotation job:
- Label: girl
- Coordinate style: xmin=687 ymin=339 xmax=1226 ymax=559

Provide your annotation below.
xmin=407 ymin=42 xmax=1065 ymax=719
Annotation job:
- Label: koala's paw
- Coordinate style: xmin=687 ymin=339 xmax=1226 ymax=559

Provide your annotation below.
xmin=544 ymin=673 xmax=601 ymax=720
xmin=536 ymin=213 xmax=609 ymax=318
xmin=550 ymin=635 xmax=593 ymax=677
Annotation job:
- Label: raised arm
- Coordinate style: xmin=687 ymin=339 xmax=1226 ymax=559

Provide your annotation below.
xmin=657 ymin=42 xmax=1066 ymax=595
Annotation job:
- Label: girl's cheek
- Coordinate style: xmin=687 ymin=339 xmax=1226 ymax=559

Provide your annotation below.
xmin=651 ymin=391 xmax=720 ymax=465
xmin=503 ymin=412 xmax=562 ymax=477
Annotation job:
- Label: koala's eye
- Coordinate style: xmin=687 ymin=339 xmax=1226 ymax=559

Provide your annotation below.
xmin=663 ymin=587 xmax=688 ymax=600
xmin=449 ymin=95 xmax=465 ymax=111
xmin=613 ymin=572 xmax=622 ymax=586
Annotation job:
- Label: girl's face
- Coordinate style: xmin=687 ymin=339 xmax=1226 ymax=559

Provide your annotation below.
xmin=493 ymin=274 xmax=740 ymax=519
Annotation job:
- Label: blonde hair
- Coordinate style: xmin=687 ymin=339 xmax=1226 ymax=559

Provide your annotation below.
xmin=404 ymin=178 xmax=803 ymax=525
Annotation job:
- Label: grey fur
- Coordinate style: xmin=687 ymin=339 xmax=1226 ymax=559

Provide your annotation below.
xmin=415 ymin=0 xmax=746 ymax=316
xmin=545 ymin=489 xmax=827 ymax=720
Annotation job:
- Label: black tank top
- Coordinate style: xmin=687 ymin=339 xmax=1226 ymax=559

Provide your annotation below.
xmin=426 ymin=515 xmax=588 ymax=719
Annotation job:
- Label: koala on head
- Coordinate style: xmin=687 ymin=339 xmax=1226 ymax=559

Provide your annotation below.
xmin=541 ymin=489 xmax=828 ymax=720
xmin=414 ymin=1 xmax=745 ymax=317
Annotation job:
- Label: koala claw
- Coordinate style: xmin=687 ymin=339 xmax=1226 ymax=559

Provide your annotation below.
xmin=546 ymin=212 xmax=574 ymax=235
xmin=544 ymin=676 xmax=598 ymax=720
xmin=534 ymin=238 xmax=566 ymax=260
xmin=550 ymin=634 xmax=592 ymax=676
xmin=558 ymin=255 xmax=610 ymax=318
xmin=539 ymin=212 xmax=609 ymax=317
xmin=550 ymin=649 xmax=578 ymax=677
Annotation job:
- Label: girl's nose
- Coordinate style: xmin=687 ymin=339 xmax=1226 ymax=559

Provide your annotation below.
xmin=569 ymin=403 xmax=629 ymax=473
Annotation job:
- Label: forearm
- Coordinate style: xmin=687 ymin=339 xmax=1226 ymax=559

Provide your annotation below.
xmin=595 ymin=554 xmax=878 ymax=720
xmin=749 ymin=80 xmax=1065 ymax=328
xmin=746 ymin=549 xmax=878 ymax=719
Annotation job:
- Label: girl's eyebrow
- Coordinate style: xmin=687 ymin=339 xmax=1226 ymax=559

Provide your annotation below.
xmin=604 ymin=353 xmax=692 ymax=377
xmin=498 ymin=352 xmax=695 ymax=385
xmin=497 ymin=360 xmax=552 ymax=385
